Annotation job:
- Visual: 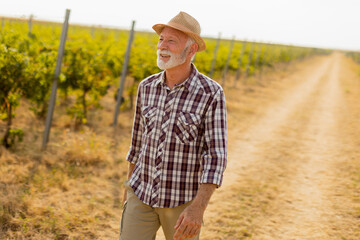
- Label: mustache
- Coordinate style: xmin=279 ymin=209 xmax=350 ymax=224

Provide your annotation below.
xmin=157 ymin=49 xmax=173 ymax=56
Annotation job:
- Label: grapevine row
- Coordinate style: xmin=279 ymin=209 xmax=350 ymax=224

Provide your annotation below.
xmin=0 ymin=17 xmax=330 ymax=148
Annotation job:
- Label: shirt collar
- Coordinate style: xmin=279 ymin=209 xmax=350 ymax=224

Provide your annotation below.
xmin=154 ymin=63 xmax=199 ymax=93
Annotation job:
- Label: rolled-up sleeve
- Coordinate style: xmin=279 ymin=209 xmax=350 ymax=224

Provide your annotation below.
xmin=126 ymin=85 xmax=144 ymax=164
xmin=201 ymin=88 xmax=227 ymax=187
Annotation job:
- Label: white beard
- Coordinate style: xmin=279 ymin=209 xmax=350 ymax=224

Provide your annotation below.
xmin=157 ymin=47 xmax=189 ymax=70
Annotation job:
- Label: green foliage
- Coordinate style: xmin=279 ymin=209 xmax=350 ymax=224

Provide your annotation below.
xmin=23 ymin=40 xmax=58 ymax=117
xmin=0 ymin=18 xmax=329 ymax=145
xmin=0 ymin=32 xmax=28 ymax=148
xmin=62 ymin=39 xmax=113 ymax=126
xmin=1 ymin=128 xmax=24 ymax=147
xmin=129 ymin=34 xmax=158 ymax=82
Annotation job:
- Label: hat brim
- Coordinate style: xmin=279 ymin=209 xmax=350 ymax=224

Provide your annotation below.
xmin=152 ymin=23 xmax=206 ymax=52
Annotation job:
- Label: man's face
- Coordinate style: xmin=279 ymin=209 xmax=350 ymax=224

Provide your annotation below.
xmin=157 ymin=27 xmax=191 ymax=70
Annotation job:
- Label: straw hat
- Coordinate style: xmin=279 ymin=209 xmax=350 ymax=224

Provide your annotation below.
xmin=152 ymin=11 xmax=206 ymax=52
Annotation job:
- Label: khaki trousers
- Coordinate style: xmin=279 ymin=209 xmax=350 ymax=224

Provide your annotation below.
xmin=119 ymin=183 xmax=200 ymax=240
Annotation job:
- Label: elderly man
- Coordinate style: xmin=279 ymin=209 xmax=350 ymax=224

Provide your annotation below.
xmin=119 ymin=11 xmax=227 ymax=240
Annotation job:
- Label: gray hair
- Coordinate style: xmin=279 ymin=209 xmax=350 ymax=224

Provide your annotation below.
xmin=186 ymin=37 xmax=196 ymax=62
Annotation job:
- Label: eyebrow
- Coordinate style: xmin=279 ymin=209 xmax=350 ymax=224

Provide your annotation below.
xmin=159 ymin=33 xmax=181 ymax=41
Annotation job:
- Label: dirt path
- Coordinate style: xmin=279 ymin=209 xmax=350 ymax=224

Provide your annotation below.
xmin=201 ymin=52 xmax=360 ymax=239
xmin=155 ymin=53 xmax=360 ymax=239
xmin=249 ymin=53 xmax=345 ymax=239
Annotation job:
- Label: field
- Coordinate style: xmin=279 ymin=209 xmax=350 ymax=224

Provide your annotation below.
xmin=1 ymin=18 xmax=360 ymax=239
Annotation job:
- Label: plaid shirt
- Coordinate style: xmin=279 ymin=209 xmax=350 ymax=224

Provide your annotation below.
xmin=126 ymin=64 xmax=227 ymax=208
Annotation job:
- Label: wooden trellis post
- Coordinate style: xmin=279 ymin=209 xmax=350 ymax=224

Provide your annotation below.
xmin=255 ymin=44 xmax=262 ymax=72
xmin=113 ymin=20 xmax=136 ymax=127
xmin=1 ymin=17 xmax=4 ymax=31
xmin=209 ymin=33 xmax=221 ymax=78
xmin=259 ymin=44 xmax=268 ymax=81
xmin=222 ymin=36 xmax=235 ymax=87
xmin=221 ymin=36 xmax=235 ymax=87
xmin=234 ymin=42 xmax=246 ymax=87
xmin=28 ymin=15 xmax=33 ymax=36
xmin=42 ymin=9 xmax=71 ymax=150
xmin=244 ymin=42 xmax=255 ymax=82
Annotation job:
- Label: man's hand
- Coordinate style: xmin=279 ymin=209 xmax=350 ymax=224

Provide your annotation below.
xmin=173 ymin=204 xmax=203 ymax=240
xmin=173 ymin=183 xmax=217 ymax=240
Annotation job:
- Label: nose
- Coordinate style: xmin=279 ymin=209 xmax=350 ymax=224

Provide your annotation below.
xmin=157 ymin=40 xmax=168 ymax=50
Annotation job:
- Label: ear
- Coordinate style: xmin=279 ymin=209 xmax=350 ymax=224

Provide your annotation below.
xmin=189 ymin=43 xmax=198 ymax=57
xmin=191 ymin=43 xmax=198 ymax=54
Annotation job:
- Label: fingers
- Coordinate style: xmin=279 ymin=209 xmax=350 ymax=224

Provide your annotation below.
xmin=184 ymin=222 xmax=201 ymax=238
xmin=174 ymin=225 xmax=187 ymax=240
xmin=174 ymin=223 xmax=185 ymax=240
xmin=187 ymin=225 xmax=200 ymax=237
xmin=174 ymin=206 xmax=202 ymax=239
xmin=174 ymin=213 xmax=184 ymax=230
xmin=174 ymin=221 xmax=201 ymax=240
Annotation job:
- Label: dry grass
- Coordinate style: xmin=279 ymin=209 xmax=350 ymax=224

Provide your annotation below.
xmin=0 ymin=85 xmax=132 ymax=239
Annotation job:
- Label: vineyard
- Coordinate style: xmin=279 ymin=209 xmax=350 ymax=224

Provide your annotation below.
xmin=1 ymin=16 xmax=360 ymax=240
xmin=0 ymin=16 xmax=331 ymax=149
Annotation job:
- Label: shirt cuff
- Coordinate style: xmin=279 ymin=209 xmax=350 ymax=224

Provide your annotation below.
xmin=126 ymin=149 xmax=139 ymax=164
xmin=200 ymin=170 xmax=223 ymax=187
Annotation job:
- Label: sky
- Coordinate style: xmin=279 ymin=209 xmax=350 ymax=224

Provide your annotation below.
xmin=1 ymin=0 xmax=360 ymax=51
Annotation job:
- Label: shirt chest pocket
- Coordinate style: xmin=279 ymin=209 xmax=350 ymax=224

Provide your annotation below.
xmin=174 ymin=111 xmax=202 ymax=144
xmin=142 ymin=106 xmax=157 ymax=136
